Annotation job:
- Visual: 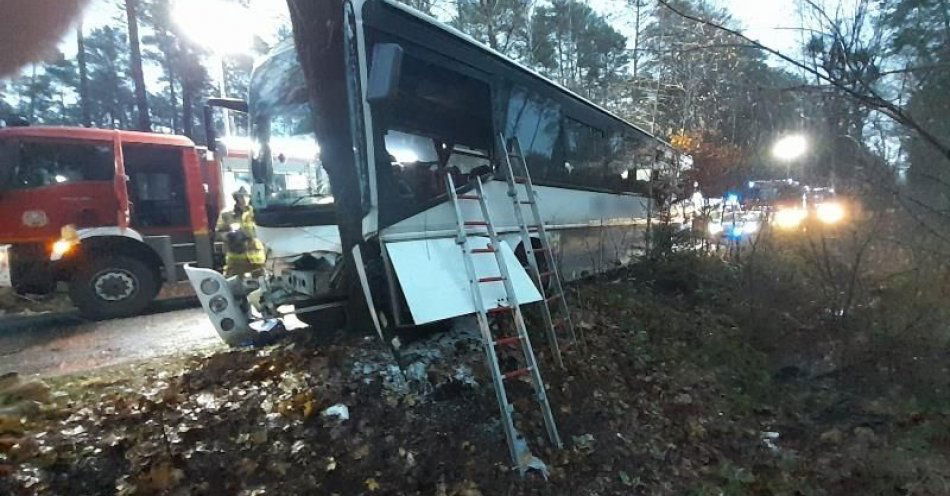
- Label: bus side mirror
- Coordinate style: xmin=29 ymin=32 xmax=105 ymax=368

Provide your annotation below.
xmin=366 ymin=43 xmax=403 ymax=103
xmin=203 ymin=98 xmax=249 ymax=152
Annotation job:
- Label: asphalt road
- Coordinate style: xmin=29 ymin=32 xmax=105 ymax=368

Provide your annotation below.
xmin=0 ymin=299 xmax=225 ymax=377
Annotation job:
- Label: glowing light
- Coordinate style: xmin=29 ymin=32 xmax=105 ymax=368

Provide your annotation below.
xmin=173 ymin=0 xmax=254 ymax=55
xmin=748 ymin=181 xmax=756 ymax=189
xmin=726 ymin=194 xmax=739 ymax=205
xmin=708 ymin=223 xmax=723 ymax=235
xmin=773 ymin=207 xmax=807 ymax=230
xmin=270 ymin=136 xmax=320 ymax=161
xmin=816 ymin=202 xmax=845 ymax=224
xmin=772 ymin=134 xmax=808 ymax=161
xmin=54 ymin=175 xmax=68 ymax=183
xmin=50 ymin=239 xmax=76 ymax=261
xmin=620 ymin=170 xmax=629 ymax=180
xmin=390 ymin=148 xmax=419 ymax=163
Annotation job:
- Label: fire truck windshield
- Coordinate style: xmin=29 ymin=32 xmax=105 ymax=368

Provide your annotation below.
xmin=249 ymin=43 xmax=333 ymax=210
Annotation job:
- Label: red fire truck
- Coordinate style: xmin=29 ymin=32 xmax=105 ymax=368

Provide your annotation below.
xmin=0 ymin=126 xmax=225 ymax=319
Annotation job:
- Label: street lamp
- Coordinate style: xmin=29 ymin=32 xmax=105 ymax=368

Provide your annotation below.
xmin=771 ymin=134 xmax=807 ymax=179
xmin=172 ymin=0 xmax=254 ymax=136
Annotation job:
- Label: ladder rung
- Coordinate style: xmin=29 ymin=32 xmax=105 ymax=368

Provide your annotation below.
xmin=519 ymin=200 xmax=535 ymax=205
xmin=527 ymin=246 xmax=551 ymax=253
xmin=503 ymin=367 xmax=532 ymax=380
xmin=471 ymin=245 xmax=496 ymax=254
xmin=537 ymin=270 xmax=554 ymax=278
xmin=458 ymin=194 xmax=480 ymax=200
xmin=464 ymin=221 xmax=488 ymax=227
xmin=478 ymin=276 xmax=505 ymax=283
xmin=487 ymin=305 xmax=513 ymax=315
xmin=494 ymin=335 xmax=521 ymax=347
xmin=526 ymin=225 xmax=541 ymax=231
xmin=512 ymin=176 xmax=528 ymax=184
xmin=546 ymin=293 xmax=562 ymax=303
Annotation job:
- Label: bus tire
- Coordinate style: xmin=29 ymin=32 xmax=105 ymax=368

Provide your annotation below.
xmin=68 ymin=255 xmax=160 ymax=320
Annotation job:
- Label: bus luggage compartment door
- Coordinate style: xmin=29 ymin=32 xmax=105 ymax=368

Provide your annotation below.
xmin=385 ymin=237 xmax=541 ymax=325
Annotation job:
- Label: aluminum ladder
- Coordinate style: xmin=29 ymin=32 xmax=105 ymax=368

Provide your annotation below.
xmin=498 ymin=133 xmax=578 ymax=368
xmin=445 ymin=171 xmax=563 ymax=472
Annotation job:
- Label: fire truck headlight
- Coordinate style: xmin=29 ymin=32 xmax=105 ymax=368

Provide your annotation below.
xmin=774 ymin=208 xmax=806 ymax=230
xmin=816 ymin=202 xmax=845 ymax=225
xmin=50 ymin=239 xmax=77 ymax=261
xmin=209 ymin=295 xmax=229 ymax=314
xmin=200 ymin=278 xmax=221 ymax=295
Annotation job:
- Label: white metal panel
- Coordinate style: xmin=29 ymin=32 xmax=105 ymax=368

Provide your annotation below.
xmin=257 ymin=225 xmax=342 ymax=258
xmin=380 ymin=180 xmax=649 ymax=238
xmin=385 ymin=237 xmax=542 ymax=325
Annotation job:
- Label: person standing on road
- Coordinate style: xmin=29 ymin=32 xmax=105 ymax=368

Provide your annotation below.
xmin=215 ymin=188 xmax=265 ymax=277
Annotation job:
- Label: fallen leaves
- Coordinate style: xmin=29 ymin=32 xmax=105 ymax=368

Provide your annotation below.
xmin=131 ymin=460 xmax=184 ymax=495
xmin=364 ymin=477 xmax=380 ymax=491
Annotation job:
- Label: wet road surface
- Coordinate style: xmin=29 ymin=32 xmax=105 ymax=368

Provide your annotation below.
xmin=0 ymin=299 xmax=225 ymax=377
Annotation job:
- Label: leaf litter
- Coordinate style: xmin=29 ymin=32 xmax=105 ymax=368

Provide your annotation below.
xmin=2 ymin=268 xmax=948 ymax=494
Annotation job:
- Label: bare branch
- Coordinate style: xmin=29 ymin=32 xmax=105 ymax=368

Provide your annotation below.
xmin=653 ymin=0 xmax=950 ymax=163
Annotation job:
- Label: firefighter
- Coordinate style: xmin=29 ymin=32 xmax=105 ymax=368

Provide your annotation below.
xmin=216 ymin=188 xmax=266 ymax=277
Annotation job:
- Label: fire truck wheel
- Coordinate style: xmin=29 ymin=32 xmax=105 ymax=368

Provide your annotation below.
xmin=68 ymin=255 xmax=160 ymax=320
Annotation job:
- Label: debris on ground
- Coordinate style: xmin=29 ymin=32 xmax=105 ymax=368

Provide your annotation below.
xmin=2 ymin=259 xmax=949 ymax=495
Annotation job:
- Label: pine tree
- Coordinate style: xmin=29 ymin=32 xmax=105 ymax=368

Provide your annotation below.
xmin=125 ymin=0 xmax=152 ymax=131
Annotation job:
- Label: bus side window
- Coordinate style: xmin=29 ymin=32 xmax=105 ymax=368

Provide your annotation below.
xmin=561 ymin=117 xmax=607 ymax=189
xmin=13 ymin=140 xmax=113 ymax=189
xmin=373 ymin=49 xmax=492 ymax=222
xmin=505 ymin=86 xmax=562 ymax=182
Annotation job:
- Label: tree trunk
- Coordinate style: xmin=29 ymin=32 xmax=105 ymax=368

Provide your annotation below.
xmin=168 ymin=67 xmax=179 ymax=134
xmin=287 ymin=0 xmax=371 ymax=328
xmin=76 ymin=23 xmax=92 ymax=127
xmin=27 ymin=64 xmax=37 ymax=121
xmin=125 ymin=0 xmax=151 ymax=131
xmin=162 ymin=46 xmax=179 ymax=133
xmin=181 ymin=79 xmax=194 ymax=139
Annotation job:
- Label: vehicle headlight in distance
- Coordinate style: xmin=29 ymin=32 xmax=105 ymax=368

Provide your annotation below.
xmin=743 ymin=221 xmax=760 ymax=233
xmin=708 ymin=223 xmax=723 ymax=235
xmin=816 ymin=202 xmax=845 ymax=224
xmin=773 ymin=208 xmax=806 ymax=230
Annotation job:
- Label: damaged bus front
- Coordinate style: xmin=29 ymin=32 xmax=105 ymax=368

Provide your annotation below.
xmin=185 ymin=42 xmax=347 ymax=345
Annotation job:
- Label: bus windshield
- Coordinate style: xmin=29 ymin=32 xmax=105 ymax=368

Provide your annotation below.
xmin=249 ymin=44 xmax=332 ymax=209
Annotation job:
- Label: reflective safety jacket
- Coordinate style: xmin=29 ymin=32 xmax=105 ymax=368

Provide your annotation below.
xmin=216 ymin=207 xmax=266 ymax=274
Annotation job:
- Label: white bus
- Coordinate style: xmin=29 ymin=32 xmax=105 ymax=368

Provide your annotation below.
xmin=186 ymin=0 xmax=687 ymax=345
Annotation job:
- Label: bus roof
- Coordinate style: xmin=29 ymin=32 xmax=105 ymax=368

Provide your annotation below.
xmin=0 ymin=126 xmax=197 ymax=147
xmin=380 ymin=0 xmax=671 ymax=148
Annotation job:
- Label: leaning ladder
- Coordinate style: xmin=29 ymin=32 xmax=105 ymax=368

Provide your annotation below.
xmin=498 ymin=133 xmax=578 ymax=368
xmin=445 ymin=172 xmax=563 ymax=471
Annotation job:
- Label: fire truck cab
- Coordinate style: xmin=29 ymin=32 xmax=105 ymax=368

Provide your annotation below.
xmin=0 ymin=126 xmax=223 ymax=319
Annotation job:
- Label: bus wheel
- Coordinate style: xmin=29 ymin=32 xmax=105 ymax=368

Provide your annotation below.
xmin=69 ymin=255 xmax=160 ymax=320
